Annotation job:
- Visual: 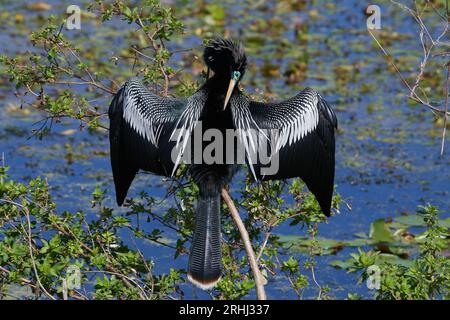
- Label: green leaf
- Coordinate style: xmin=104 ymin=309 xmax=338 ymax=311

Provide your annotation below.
xmin=370 ymin=219 xmax=395 ymax=242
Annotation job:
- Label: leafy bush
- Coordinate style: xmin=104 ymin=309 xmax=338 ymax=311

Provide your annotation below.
xmin=0 ymin=158 xmax=341 ymax=299
xmin=345 ymin=205 xmax=449 ymax=300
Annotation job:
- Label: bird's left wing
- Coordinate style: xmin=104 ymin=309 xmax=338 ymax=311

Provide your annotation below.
xmin=109 ymin=79 xmax=205 ymax=205
xmin=230 ymin=88 xmax=337 ymax=216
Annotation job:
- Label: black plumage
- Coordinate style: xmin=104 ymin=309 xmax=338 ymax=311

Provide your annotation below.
xmin=108 ymin=38 xmax=337 ymax=289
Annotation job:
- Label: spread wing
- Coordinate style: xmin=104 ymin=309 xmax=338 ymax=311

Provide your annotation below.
xmin=108 ymin=79 xmax=205 ymax=205
xmin=231 ymin=88 xmax=337 ymax=216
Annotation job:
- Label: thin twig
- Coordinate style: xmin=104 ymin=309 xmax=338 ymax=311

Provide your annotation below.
xmin=136 ymin=17 xmax=170 ymax=96
xmin=368 ymin=2 xmax=450 ymax=118
xmin=84 ymin=270 xmax=150 ymax=300
xmin=256 ymin=230 xmax=271 ymax=262
xmin=130 ymin=45 xmax=156 ymax=62
xmin=368 ymin=30 xmax=448 ymax=115
xmin=0 ymin=199 xmax=56 ymax=300
xmin=309 ymin=224 xmax=323 ymax=300
xmin=274 ymin=254 xmax=302 ymax=299
xmin=2 ymin=198 xmax=146 ymax=299
xmin=221 ymin=188 xmax=267 ymax=300
xmin=55 ymin=66 xmax=115 ymax=95
xmin=310 ymin=265 xmax=322 ymax=300
xmin=441 ymin=64 xmax=449 ymax=155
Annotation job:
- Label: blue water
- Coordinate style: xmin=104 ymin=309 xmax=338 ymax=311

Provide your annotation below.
xmin=0 ymin=0 xmax=448 ymax=299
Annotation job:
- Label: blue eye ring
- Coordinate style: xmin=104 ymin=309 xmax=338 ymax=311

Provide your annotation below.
xmin=232 ymin=71 xmax=241 ymax=80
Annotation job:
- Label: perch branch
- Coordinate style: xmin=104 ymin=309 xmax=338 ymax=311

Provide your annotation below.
xmin=221 ymin=188 xmax=267 ymax=300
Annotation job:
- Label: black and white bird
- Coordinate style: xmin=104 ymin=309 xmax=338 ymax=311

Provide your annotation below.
xmin=108 ymin=38 xmax=337 ymax=289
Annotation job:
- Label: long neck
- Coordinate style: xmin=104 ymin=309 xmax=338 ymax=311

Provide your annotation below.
xmin=200 ymin=73 xmax=236 ymax=129
xmin=204 ymin=73 xmax=234 ymax=111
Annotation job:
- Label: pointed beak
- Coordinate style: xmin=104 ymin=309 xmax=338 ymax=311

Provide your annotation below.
xmin=223 ymin=78 xmax=237 ymax=110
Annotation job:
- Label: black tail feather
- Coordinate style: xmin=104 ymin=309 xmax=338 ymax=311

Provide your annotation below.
xmin=187 ymin=194 xmax=222 ymax=289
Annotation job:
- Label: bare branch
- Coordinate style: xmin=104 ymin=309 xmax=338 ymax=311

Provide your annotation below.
xmin=221 ymin=188 xmax=267 ymax=300
xmin=369 ymin=1 xmax=450 ymax=117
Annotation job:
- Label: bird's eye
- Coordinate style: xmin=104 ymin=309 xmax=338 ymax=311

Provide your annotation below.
xmin=232 ymin=71 xmax=241 ymax=80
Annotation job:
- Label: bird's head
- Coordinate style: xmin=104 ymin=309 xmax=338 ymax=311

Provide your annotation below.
xmin=204 ymin=38 xmax=247 ymax=109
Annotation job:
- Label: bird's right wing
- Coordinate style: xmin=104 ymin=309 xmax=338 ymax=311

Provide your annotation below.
xmin=108 ymin=79 xmax=205 ymax=205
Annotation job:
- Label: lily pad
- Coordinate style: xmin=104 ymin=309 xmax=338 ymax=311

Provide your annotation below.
xmin=331 ymin=253 xmax=414 ymax=270
xmin=370 ymin=219 xmax=395 ymax=242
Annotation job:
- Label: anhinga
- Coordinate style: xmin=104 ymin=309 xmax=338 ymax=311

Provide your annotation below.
xmin=108 ymin=38 xmax=337 ymax=289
